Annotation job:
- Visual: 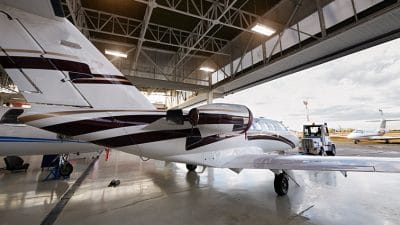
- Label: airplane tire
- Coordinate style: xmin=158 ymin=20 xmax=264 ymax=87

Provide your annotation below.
xmin=354 ymin=140 xmax=359 ymax=144
xmin=274 ymin=173 xmax=289 ymax=196
xmin=186 ymin=164 xmax=197 ymax=172
xmin=327 ymin=145 xmax=336 ymax=156
xmin=59 ymin=162 xmax=73 ymax=177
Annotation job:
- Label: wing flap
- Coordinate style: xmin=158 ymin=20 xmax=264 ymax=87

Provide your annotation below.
xmin=222 ymin=154 xmax=400 ymax=173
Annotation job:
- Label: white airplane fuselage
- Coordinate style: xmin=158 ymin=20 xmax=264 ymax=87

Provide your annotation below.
xmin=18 ymin=105 xmax=299 ymax=168
xmin=347 ymin=129 xmax=385 ymax=140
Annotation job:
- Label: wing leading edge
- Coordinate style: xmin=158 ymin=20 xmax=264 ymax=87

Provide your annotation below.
xmin=222 ymin=154 xmax=400 ymax=173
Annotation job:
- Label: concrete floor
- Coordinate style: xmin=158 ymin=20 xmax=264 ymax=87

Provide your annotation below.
xmin=1 ymin=143 xmax=400 ymax=225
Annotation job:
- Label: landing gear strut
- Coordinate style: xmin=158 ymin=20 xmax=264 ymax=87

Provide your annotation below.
xmin=274 ymin=173 xmax=289 ymax=196
xmin=186 ymin=164 xmax=197 ymax=172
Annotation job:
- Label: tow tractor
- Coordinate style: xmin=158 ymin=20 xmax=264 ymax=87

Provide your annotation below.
xmin=299 ymin=123 xmax=336 ymax=156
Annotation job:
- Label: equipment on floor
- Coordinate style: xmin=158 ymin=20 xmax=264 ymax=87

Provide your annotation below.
xmin=108 ymin=179 xmax=121 ymax=187
xmin=3 ymin=156 xmax=29 ymax=172
xmin=42 ymin=154 xmax=73 ymax=181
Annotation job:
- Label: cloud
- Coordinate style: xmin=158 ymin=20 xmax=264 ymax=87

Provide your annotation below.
xmin=216 ymin=38 xmax=400 ymax=130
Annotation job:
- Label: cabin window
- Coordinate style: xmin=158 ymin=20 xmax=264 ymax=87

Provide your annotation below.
xmin=0 ymin=109 xmax=24 ymax=124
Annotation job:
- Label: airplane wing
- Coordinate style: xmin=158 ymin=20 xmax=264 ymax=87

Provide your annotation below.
xmin=368 ymin=136 xmax=400 ymax=140
xmin=221 ymin=154 xmax=400 ymax=173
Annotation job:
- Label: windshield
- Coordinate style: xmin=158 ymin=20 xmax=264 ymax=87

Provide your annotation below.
xmin=304 ymin=126 xmax=322 ymax=137
xmin=249 ymin=118 xmax=288 ymax=132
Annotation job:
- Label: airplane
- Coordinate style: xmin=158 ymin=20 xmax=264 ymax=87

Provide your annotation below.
xmin=0 ymin=107 xmax=102 ymax=175
xmin=347 ymin=109 xmax=400 ymax=144
xmin=1 ymin=0 xmax=400 ymax=196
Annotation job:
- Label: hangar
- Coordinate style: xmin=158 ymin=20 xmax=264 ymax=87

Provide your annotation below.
xmin=1 ymin=0 xmax=400 ymax=224
xmin=2 ymin=0 xmax=399 ymax=108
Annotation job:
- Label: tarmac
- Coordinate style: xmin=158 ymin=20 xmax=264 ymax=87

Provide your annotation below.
xmin=1 ymin=142 xmax=400 ymax=225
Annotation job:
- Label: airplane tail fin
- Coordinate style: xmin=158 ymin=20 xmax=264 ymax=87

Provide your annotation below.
xmin=367 ymin=110 xmax=400 ymax=133
xmin=0 ymin=2 xmax=154 ymax=110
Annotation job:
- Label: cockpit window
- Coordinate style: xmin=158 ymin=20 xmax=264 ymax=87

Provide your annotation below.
xmin=249 ymin=118 xmax=288 ymax=132
xmin=0 ymin=109 xmax=24 ymax=124
xmin=258 ymin=120 xmax=268 ymax=131
xmin=254 ymin=121 xmax=262 ymax=131
xmin=276 ymin=122 xmax=288 ymax=131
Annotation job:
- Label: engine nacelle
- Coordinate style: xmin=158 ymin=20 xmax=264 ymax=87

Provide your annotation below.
xmin=188 ymin=103 xmax=253 ymax=135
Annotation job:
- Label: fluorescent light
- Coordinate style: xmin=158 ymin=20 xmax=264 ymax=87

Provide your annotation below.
xmin=199 ymin=67 xmax=215 ymax=72
xmin=251 ymin=23 xmax=275 ymax=36
xmin=105 ymin=50 xmax=127 ymax=58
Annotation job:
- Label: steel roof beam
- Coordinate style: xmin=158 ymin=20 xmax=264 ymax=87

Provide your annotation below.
xmin=74 ymin=7 xmax=229 ymax=56
xmin=134 ymin=0 xmax=258 ymax=33
xmin=65 ymin=0 xmax=90 ymax=37
xmin=90 ymin=38 xmax=209 ymax=59
xmin=132 ymin=0 xmax=155 ymax=70
xmin=165 ymin=0 xmax=240 ymax=72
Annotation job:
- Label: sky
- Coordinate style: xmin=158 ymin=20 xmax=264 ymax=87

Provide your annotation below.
xmin=214 ymin=38 xmax=400 ymax=131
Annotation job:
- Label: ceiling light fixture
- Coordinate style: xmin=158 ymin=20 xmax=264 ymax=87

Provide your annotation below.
xmin=251 ymin=23 xmax=275 ymax=36
xmin=199 ymin=67 xmax=215 ymax=72
xmin=105 ymin=50 xmax=128 ymax=58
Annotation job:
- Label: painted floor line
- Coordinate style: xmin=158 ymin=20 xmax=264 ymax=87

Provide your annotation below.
xmin=40 ymin=157 xmax=98 ymax=225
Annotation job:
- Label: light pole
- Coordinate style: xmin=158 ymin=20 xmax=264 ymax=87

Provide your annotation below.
xmin=303 ymin=100 xmax=310 ymax=122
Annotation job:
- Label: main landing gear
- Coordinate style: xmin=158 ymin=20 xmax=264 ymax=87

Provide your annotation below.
xmin=272 ymin=170 xmax=299 ymax=196
xmin=186 ymin=164 xmax=197 ymax=172
xmin=274 ymin=173 xmax=289 ymax=196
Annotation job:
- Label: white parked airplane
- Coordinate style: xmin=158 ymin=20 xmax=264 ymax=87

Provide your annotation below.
xmin=0 ymin=107 xmax=102 ymax=175
xmin=1 ymin=0 xmax=400 ymax=196
xmin=347 ymin=110 xmax=400 ymax=144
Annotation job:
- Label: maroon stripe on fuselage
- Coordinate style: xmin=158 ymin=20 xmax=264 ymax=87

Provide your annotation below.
xmin=186 ymin=134 xmax=237 ymax=150
xmin=92 ymin=129 xmax=193 ymax=148
xmin=247 ymin=134 xmax=296 ymax=148
xmin=197 ymin=113 xmax=245 ymax=125
xmin=42 ymin=115 xmax=164 ymax=136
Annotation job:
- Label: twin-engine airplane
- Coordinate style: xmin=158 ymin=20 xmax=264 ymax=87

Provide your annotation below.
xmin=347 ymin=109 xmax=400 ymax=144
xmin=1 ymin=0 xmax=400 ymax=196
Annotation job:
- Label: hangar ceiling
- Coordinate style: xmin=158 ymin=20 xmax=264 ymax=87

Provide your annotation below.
xmin=1 ymin=0 xmax=400 ymax=109
xmin=61 ymin=0 xmax=337 ymax=108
